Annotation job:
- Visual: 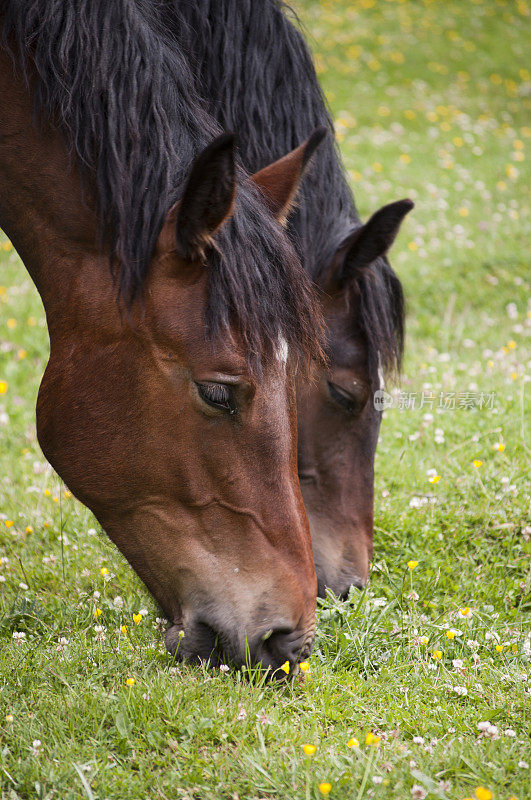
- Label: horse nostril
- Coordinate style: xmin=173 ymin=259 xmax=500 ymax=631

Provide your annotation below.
xmin=259 ymin=628 xmax=309 ymax=671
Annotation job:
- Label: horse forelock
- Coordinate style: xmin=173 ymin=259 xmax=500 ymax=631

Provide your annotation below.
xmin=0 ymin=0 xmax=323 ymax=369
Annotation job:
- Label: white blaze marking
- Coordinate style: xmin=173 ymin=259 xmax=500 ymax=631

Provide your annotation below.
xmin=277 ymin=336 xmax=289 ymax=366
xmin=377 ymin=351 xmax=385 ymax=391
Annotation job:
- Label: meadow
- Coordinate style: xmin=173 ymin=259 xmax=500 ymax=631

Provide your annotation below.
xmin=0 ymin=0 xmax=529 ymax=798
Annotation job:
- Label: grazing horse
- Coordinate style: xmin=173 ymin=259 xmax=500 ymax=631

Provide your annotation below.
xmin=169 ymin=0 xmax=414 ymax=598
xmin=0 ymin=0 xmax=327 ymax=670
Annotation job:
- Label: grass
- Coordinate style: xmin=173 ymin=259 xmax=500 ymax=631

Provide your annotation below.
xmin=0 ymin=0 xmax=529 ymax=798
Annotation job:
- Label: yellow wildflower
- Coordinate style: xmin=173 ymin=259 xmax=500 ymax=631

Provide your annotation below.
xmin=472 ymin=460 xmax=483 ymax=468
xmin=433 ymin=650 xmax=442 ymax=660
xmin=495 ymin=644 xmax=504 ymax=653
xmin=365 ymin=732 xmax=381 ymax=746
xmin=302 ymin=744 xmax=316 ymax=756
xmin=132 ymin=613 xmax=143 ymax=625
xmin=120 ymin=625 xmax=128 ymax=635
xmin=0 ymin=381 xmax=8 ymax=394
xmin=299 ymin=661 xmax=310 ymax=673
xmin=4 ymin=520 xmax=13 ymax=528
xmin=408 ymin=560 xmax=418 ymax=570
xmin=126 ymin=677 xmax=135 ymax=686
xmin=493 ymin=443 xmax=505 ymax=452
xmin=280 ymin=661 xmax=290 ymax=674
xmin=429 ymin=475 xmax=441 ymax=484
xmin=460 ymin=607 xmax=471 ymax=617
xmin=475 ymin=788 xmax=493 ymax=800
xmin=446 ymin=630 xmax=456 ymax=640
xmin=100 ymin=567 xmax=109 ymax=576
xmin=347 ymin=737 xmax=359 ymax=748
xmin=94 ymin=608 xmax=102 ymax=618
xmin=25 ymin=526 xmax=33 ymax=534
xmin=319 ymin=784 xmax=332 ymax=796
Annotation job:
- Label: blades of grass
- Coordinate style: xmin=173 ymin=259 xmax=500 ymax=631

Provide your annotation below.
xmin=73 ymin=764 xmax=95 ymax=800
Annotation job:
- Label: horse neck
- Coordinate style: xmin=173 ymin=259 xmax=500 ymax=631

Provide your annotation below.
xmin=0 ymin=47 xmax=99 ymax=314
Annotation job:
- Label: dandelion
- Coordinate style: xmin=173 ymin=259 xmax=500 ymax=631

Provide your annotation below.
xmin=302 ymin=744 xmax=317 ymax=755
xmin=100 ymin=567 xmax=109 ymax=576
xmin=280 ymin=660 xmax=290 ymax=674
xmin=408 ymin=560 xmax=418 ymax=570
xmin=347 ymin=737 xmax=359 ymax=748
xmin=126 ymin=677 xmax=135 ymax=686
xmin=475 ymin=788 xmax=493 ymax=800
xmin=446 ymin=630 xmax=456 ymax=640
xmin=495 ymin=644 xmax=504 ymax=653
xmin=365 ymin=732 xmax=381 ymax=746
xmin=433 ymin=650 xmax=443 ymax=660
xmin=472 ymin=460 xmax=483 ymax=468
xmin=318 ymin=783 xmax=332 ymax=796
xmin=299 ymin=661 xmax=310 ymax=673
xmin=132 ymin=613 xmax=143 ymax=625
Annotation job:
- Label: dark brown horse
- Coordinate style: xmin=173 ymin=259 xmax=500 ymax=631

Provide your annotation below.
xmin=0 ymin=1 xmax=327 ymax=669
xmin=169 ymin=0 xmax=414 ymax=598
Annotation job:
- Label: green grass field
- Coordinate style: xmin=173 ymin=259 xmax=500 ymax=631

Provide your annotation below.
xmin=0 ymin=0 xmax=529 ymax=798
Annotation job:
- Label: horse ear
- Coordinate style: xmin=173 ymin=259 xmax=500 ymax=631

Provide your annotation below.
xmin=158 ymin=134 xmax=237 ymax=261
xmin=251 ymin=127 xmax=328 ymax=223
xmin=326 ymin=199 xmax=414 ymax=289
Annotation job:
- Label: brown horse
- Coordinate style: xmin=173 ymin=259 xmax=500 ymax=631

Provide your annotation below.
xmin=168 ymin=0 xmax=414 ymax=599
xmin=0 ymin=1 xmax=326 ymax=670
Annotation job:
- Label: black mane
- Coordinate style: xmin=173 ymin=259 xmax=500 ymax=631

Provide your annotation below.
xmin=0 ymin=0 xmax=322 ymax=368
xmin=167 ymin=0 xmax=404 ymax=375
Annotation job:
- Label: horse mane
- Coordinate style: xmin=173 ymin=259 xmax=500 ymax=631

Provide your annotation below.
xmin=0 ymin=0 xmax=323 ymax=369
xmin=167 ymin=0 xmax=404 ymax=375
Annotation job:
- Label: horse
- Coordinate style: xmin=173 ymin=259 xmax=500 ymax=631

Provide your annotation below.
xmin=167 ymin=0 xmax=414 ymax=599
xmin=0 ymin=0 xmax=328 ymax=670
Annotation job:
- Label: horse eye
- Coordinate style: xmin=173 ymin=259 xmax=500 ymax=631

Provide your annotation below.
xmin=196 ymin=382 xmax=235 ymax=414
xmin=327 ymin=381 xmax=367 ymax=415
